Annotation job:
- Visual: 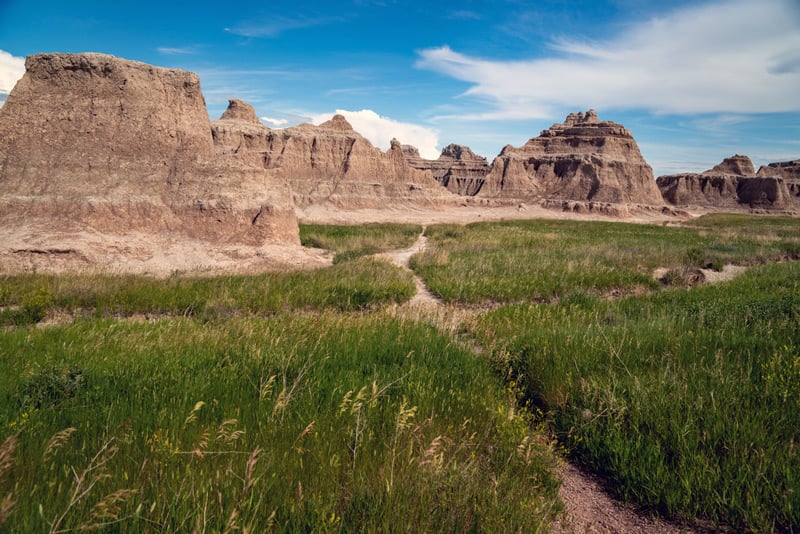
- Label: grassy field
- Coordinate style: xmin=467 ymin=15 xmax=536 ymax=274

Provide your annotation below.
xmin=2 ymin=215 xmax=799 ymax=531
xmin=0 ymin=314 xmax=560 ymax=531
xmin=0 ymin=257 xmax=415 ymax=326
xmin=411 ymin=214 xmax=800 ymax=304
xmin=300 ymin=223 xmax=422 ymax=264
xmin=473 ymin=261 xmax=799 ymax=531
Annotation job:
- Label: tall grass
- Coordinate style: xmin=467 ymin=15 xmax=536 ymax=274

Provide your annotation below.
xmin=0 ymin=257 xmax=415 ymax=325
xmin=412 ymin=217 xmax=800 ymax=304
xmin=0 ymin=314 xmax=560 ymax=531
xmin=300 ymin=223 xmax=422 ymax=263
xmin=474 ymin=261 xmax=800 ymax=531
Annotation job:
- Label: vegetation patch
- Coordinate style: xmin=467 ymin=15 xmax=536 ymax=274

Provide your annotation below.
xmin=300 ymin=223 xmax=422 ymax=263
xmin=0 ymin=314 xmax=560 ymax=531
xmin=411 ymin=216 xmax=800 ymax=304
xmin=0 ymin=257 xmax=415 ymax=325
xmin=473 ymin=261 xmax=800 ymax=531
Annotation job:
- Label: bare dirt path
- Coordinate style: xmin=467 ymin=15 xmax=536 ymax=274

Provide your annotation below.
xmin=375 ymin=235 xmax=698 ymax=533
xmin=554 ymin=463 xmax=698 ymax=533
xmin=376 ymin=228 xmax=441 ymax=307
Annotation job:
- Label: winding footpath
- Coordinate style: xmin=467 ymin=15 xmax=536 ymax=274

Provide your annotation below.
xmin=376 ymin=228 xmax=441 ymax=307
xmin=377 ymin=233 xmax=699 ymax=533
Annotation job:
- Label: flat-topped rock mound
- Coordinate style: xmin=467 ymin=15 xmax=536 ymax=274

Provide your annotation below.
xmin=403 ymin=143 xmax=491 ymax=196
xmin=657 ymin=155 xmax=799 ymax=210
xmin=0 ymin=53 xmax=300 ymax=273
xmin=478 ymin=110 xmax=664 ymax=205
xmin=705 ymin=154 xmax=755 ymax=176
xmin=212 ymin=106 xmax=456 ymax=208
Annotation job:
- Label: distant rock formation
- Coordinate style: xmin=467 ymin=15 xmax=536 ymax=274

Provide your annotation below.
xmin=657 ymin=155 xmax=798 ymax=210
xmin=0 ymin=53 xmax=300 ymax=271
xmin=706 ymin=154 xmax=756 ymax=176
xmin=403 ymin=143 xmax=491 ymax=196
xmin=478 ymin=110 xmax=664 ymax=205
xmin=212 ymin=105 xmax=454 ymax=208
xmin=758 ymin=159 xmax=800 ymax=181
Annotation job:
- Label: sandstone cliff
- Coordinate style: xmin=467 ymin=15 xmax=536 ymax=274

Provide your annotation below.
xmin=478 ymin=110 xmax=664 ymax=205
xmin=212 ymin=104 xmax=454 ymax=208
xmin=758 ymin=160 xmax=800 ymax=200
xmin=0 ymin=53 xmax=300 ymax=272
xmin=403 ymin=144 xmax=490 ymax=196
xmin=706 ymin=154 xmax=756 ymax=176
xmin=657 ymin=155 xmax=798 ymax=210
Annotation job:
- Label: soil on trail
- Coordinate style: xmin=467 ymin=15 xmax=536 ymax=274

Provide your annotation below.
xmin=554 ymin=463 xmax=699 ymax=533
xmin=376 ymin=235 xmax=698 ymax=533
xmin=376 ymin=228 xmax=441 ymax=307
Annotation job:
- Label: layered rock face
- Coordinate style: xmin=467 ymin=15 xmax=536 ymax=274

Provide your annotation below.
xmin=478 ymin=110 xmax=664 ymax=205
xmin=403 ymin=144 xmax=490 ymax=196
xmin=708 ymin=154 xmax=756 ymax=176
xmin=657 ymin=155 xmax=798 ymax=210
xmin=212 ymin=106 xmax=453 ymax=208
xmin=758 ymin=160 xmax=800 ymax=200
xmin=0 ymin=53 xmax=300 ymax=269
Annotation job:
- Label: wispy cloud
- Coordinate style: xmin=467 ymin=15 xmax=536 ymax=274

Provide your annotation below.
xmin=225 ymin=15 xmax=344 ymax=38
xmin=416 ymin=0 xmax=800 ymax=120
xmin=311 ymin=109 xmax=440 ymax=159
xmin=0 ymin=49 xmax=25 ymax=107
xmin=157 ymin=46 xmax=198 ymax=55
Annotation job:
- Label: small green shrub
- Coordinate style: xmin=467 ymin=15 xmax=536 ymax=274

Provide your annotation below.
xmin=21 ymin=365 xmax=85 ymax=409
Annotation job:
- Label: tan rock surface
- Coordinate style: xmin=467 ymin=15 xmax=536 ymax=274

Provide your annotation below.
xmin=758 ymin=159 xmax=800 ymax=200
xmin=0 ymin=53 xmax=302 ymax=273
xmin=704 ymin=154 xmax=755 ymax=176
xmin=212 ymin=105 xmax=456 ymax=208
xmin=403 ymin=143 xmax=491 ymax=196
xmin=479 ymin=110 xmax=664 ymax=205
xmin=658 ymin=155 xmax=799 ymax=210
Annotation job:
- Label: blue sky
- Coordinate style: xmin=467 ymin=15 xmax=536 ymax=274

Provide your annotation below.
xmin=1 ymin=0 xmax=799 ymax=176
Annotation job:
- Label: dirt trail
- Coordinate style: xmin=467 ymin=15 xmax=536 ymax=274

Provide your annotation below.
xmin=554 ymin=463 xmax=698 ymax=533
xmin=376 ymin=236 xmax=697 ymax=533
xmin=376 ymin=228 xmax=441 ymax=307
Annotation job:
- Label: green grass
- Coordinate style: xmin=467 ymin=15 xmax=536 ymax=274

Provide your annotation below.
xmin=473 ymin=261 xmax=800 ymax=531
xmin=0 ymin=314 xmax=560 ymax=532
xmin=2 ymin=214 xmax=799 ymax=531
xmin=300 ymin=223 xmax=422 ymax=263
xmin=411 ymin=216 xmax=800 ymax=304
xmin=0 ymin=257 xmax=415 ymax=326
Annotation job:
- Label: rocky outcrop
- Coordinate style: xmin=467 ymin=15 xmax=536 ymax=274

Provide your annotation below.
xmin=0 ymin=53 xmax=300 ymax=271
xmin=657 ymin=155 xmax=798 ymax=210
xmin=219 ymin=98 xmax=260 ymax=124
xmin=706 ymin=154 xmax=755 ymax=176
xmin=478 ymin=110 xmax=664 ymax=205
xmin=758 ymin=160 xmax=800 ymax=200
xmin=758 ymin=159 xmax=800 ymax=181
xmin=403 ymin=143 xmax=490 ymax=196
xmin=212 ymin=106 xmax=454 ymax=208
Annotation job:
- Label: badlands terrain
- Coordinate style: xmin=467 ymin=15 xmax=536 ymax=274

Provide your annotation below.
xmin=1 ymin=53 xmax=798 ymax=533
xmin=1 ymin=52 xmax=798 ymax=274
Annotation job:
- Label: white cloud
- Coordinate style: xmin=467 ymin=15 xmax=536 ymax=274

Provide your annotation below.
xmin=157 ymin=46 xmax=196 ymax=55
xmin=0 ymin=49 xmax=26 ymax=106
xmin=416 ymin=0 xmax=800 ymax=119
xmin=261 ymin=116 xmax=289 ymax=127
xmin=225 ymin=15 xmax=344 ymax=38
xmin=311 ymin=109 xmax=440 ymax=159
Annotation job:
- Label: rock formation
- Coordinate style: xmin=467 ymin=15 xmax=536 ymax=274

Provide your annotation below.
xmin=403 ymin=144 xmax=490 ymax=196
xmin=657 ymin=155 xmax=798 ymax=210
xmin=212 ymin=105 xmax=454 ymax=208
xmin=758 ymin=159 xmax=800 ymax=181
xmin=0 ymin=53 xmax=300 ymax=272
xmin=757 ymin=160 xmax=800 ymax=200
xmin=478 ymin=110 xmax=664 ymax=205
